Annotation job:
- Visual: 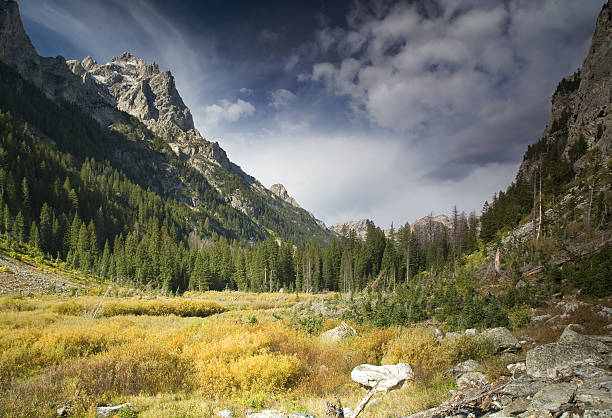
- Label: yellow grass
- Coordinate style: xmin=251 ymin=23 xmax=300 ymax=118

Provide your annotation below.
xmin=0 ymin=292 xmax=502 ymax=417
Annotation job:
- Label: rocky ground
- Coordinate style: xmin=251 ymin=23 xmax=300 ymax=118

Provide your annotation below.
xmin=409 ymin=325 xmax=612 ymax=418
xmin=0 ymin=252 xmax=85 ymax=295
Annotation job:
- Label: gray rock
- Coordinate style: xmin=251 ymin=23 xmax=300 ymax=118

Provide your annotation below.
xmin=247 ymin=411 xmax=286 ymax=418
xmin=529 ymin=382 xmax=577 ymax=412
xmin=501 ymin=397 xmax=531 ymax=416
xmin=449 ymin=359 xmax=481 ymax=377
xmin=351 ymin=363 xmax=413 ymax=392
xmin=499 ymin=380 xmax=547 ymax=398
xmin=530 ymin=314 xmax=551 ymax=322
xmin=288 ymin=413 xmax=315 ymax=418
xmin=526 ymin=342 xmax=603 ymax=378
xmin=456 ymin=371 xmax=489 ymax=387
xmin=445 ymin=331 xmax=462 ymax=340
xmin=507 ymin=362 xmax=527 ymax=374
xmin=545 ymin=315 xmax=565 ymax=328
xmin=584 ymin=410 xmax=612 ymax=417
xmin=465 ymin=328 xmax=480 ymax=335
xmin=96 ymin=403 xmax=133 ymax=418
xmin=575 ymin=387 xmax=612 ymax=410
xmin=559 ymin=326 xmax=610 ymax=354
xmin=480 ymin=327 xmax=521 ymax=352
xmin=321 ymin=321 xmax=357 ymax=342
xmin=217 ymin=410 xmax=233 ymax=417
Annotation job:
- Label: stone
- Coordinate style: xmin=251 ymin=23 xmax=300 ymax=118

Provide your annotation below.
xmin=575 ymin=387 xmax=612 ymax=410
xmin=500 ymin=380 xmax=547 ymax=398
xmin=480 ymin=327 xmax=521 ymax=352
xmin=448 ymin=359 xmax=481 ymax=377
xmin=445 ymin=331 xmax=462 ymax=340
xmin=545 ymin=315 xmax=565 ymax=328
xmin=217 ymin=410 xmax=233 ymax=417
xmin=288 ymin=413 xmax=315 ymax=418
xmin=529 ymin=383 xmax=577 ymax=413
xmin=247 ymin=410 xmax=286 ymax=418
xmin=501 ymin=397 xmax=531 ymax=416
xmin=351 ymin=363 xmax=414 ymax=392
xmin=96 ymin=403 xmax=133 ymax=418
xmin=465 ymin=328 xmax=480 ymax=335
xmin=530 ymin=314 xmax=551 ymax=322
xmin=321 ymin=321 xmax=357 ymax=342
xmin=559 ymin=326 xmax=610 ymax=354
xmin=526 ymin=342 xmax=603 ymax=378
xmin=507 ymin=362 xmax=526 ymax=374
xmin=456 ymin=371 xmax=489 ymax=387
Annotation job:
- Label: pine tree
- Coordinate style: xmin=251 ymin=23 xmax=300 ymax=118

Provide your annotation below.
xmin=39 ymin=203 xmax=53 ymax=254
xmin=12 ymin=211 xmax=25 ymax=242
xmin=29 ymin=221 xmax=40 ymax=250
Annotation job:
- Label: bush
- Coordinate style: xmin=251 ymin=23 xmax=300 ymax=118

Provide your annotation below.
xmin=508 ymin=305 xmax=531 ymax=329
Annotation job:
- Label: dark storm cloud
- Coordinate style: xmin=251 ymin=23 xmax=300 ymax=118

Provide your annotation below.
xmin=16 ymin=0 xmax=607 ymax=226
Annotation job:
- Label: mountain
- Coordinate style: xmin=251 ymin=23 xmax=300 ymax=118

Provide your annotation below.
xmin=329 ymin=219 xmax=373 ymax=240
xmin=0 ymin=0 xmax=331 ymax=245
xmin=477 ymin=1 xmax=612 ymax=297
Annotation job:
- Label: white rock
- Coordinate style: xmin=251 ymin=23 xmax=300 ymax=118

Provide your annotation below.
xmin=321 ymin=321 xmax=357 ymax=342
xmin=351 ymin=363 xmax=414 ymax=392
xmin=96 ymin=403 xmax=133 ymax=418
xmin=217 ymin=410 xmax=233 ymax=417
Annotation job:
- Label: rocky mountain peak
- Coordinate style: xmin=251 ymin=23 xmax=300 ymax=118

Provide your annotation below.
xmin=329 ymin=219 xmax=372 ymax=240
xmin=270 ymin=184 xmax=300 ymax=208
xmin=72 ymin=52 xmax=196 ymax=138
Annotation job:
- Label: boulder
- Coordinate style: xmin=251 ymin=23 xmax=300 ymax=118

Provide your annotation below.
xmin=456 ymin=371 xmax=489 ymax=387
xmin=351 ymin=363 xmax=414 ymax=392
xmin=480 ymin=327 xmax=520 ymax=352
xmin=559 ymin=326 xmax=610 ymax=354
xmin=575 ymin=387 xmax=612 ymax=411
xmin=217 ymin=410 xmax=233 ymax=417
xmin=448 ymin=359 xmax=481 ymax=378
xmin=321 ymin=321 xmax=357 ymax=342
xmin=528 ymin=382 xmax=577 ymax=413
xmin=526 ymin=342 xmax=604 ymax=378
xmin=96 ymin=403 xmax=133 ymax=418
xmin=247 ymin=411 xmax=285 ymax=418
xmin=465 ymin=328 xmax=479 ymax=335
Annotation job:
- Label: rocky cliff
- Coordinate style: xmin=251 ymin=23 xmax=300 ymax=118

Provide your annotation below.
xmin=517 ymin=1 xmax=612 ymax=183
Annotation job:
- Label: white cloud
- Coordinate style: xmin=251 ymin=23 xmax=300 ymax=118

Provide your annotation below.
xmin=201 ymin=98 xmax=255 ymax=127
xmin=239 ymin=87 xmax=253 ymax=95
xmin=269 ymin=89 xmax=296 ymax=109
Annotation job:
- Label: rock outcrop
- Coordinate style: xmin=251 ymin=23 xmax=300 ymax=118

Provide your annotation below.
xmin=270 ymin=184 xmax=300 ymax=208
xmin=516 ymin=0 xmax=612 ymax=183
xmin=409 ymin=327 xmax=612 ymax=418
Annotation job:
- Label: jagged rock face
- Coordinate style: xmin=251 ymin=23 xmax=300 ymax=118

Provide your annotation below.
xmin=0 ymin=0 xmax=40 ymax=84
xmin=517 ymin=0 xmax=612 ymax=182
xmin=270 ymin=184 xmax=300 ymax=208
xmin=329 ymin=219 xmax=372 ymax=239
xmin=71 ymin=52 xmax=198 ymax=142
xmin=0 ymin=1 xmax=118 ymax=125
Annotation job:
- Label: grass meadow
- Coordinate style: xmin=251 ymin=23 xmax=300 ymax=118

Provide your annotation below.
xmin=0 ymin=291 xmax=504 ymax=417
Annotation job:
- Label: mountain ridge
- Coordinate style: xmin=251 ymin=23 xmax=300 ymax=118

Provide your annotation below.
xmin=0 ymin=0 xmax=331 ymax=245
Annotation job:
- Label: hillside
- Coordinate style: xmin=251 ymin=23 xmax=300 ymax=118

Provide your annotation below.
xmin=0 ymin=0 xmax=332 ymax=247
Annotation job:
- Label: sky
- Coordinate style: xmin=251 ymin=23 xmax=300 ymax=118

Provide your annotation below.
xmin=18 ymin=0 xmax=606 ymax=228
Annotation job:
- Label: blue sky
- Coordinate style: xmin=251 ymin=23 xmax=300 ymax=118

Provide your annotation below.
xmin=19 ymin=0 xmax=605 ymax=227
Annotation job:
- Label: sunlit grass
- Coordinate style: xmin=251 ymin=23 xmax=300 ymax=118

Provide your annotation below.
xmin=0 ymin=292 xmax=509 ymax=417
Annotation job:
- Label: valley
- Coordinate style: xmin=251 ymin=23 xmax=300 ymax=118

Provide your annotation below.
xmin=0 ymin=0 xmax=611 ymax=417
